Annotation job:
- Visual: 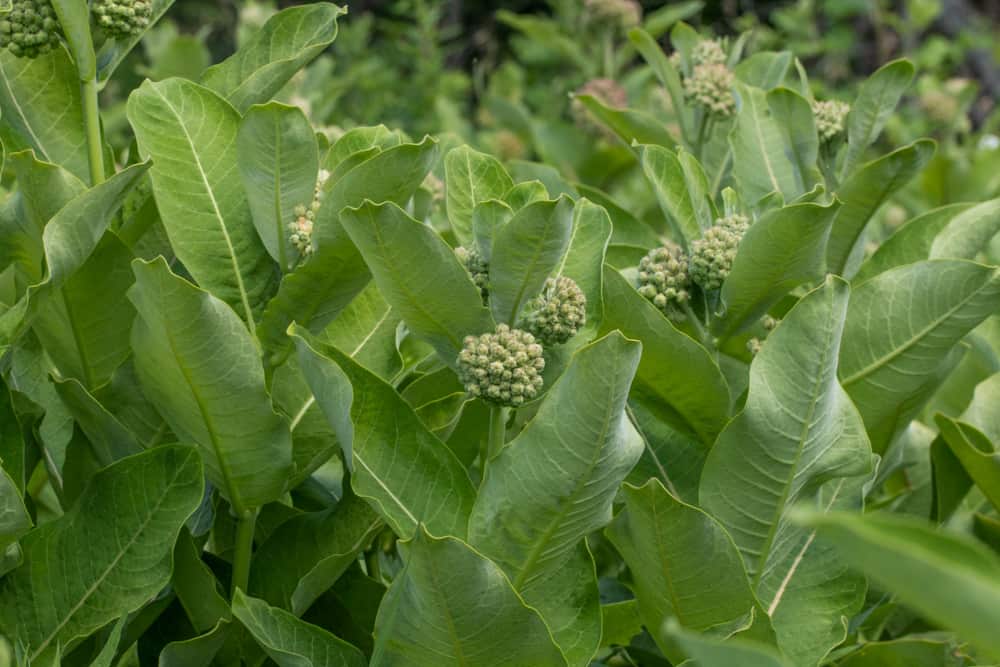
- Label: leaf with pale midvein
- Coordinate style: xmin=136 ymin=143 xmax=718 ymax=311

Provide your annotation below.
xmin=0 ymin=445 xmax=203 ymax=663
xmin=714 ymin=200 xmax=839 ymax=339
xmin=370 ymin=528 xmax=567 ymax=667
xmin=469 ymin=332 xmax=642 ymax=664
xmin=340 ymin=200 xmax=494 ymax=367
xmin=840 ymin=59 xmax=915 ymax=180
xmin=201 ymin=3 xmax=346 ymax=113
xmin=729 ymin=83 xmax=805 ymax=204
xmin=0 ymin=49 xmax=88 ymax=180
xmin=930 ymin=196 xmax=1000 ymax=261
xmin=127 ymin=77 xmax=277 ymax=328
xmin=839 ymin=260 xmax=1000 ymax=454
xmin=292 ymin=326 xmax=475 ymax=540
xmin=639 ymin=144 xmax=712 ymax=247
xmin=700 ymin=277 xmax=873 ymax=662
xmin=238 ymin=102 xmax=319 ymax=269
xmin=445 ymin=145 xmax=515 ymax=246
xmin=792 ymin=509 xmax=1000 ymax=661
xmin=128 ymin=257 xmax=292 ymax=512
xmin=605 ymin=480 xmax=758 ymax=657
xmin=234 ymin=590 xmax=366 ymax=667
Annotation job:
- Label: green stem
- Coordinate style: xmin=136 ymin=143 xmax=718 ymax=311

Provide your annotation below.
xmin=602 ymin=32 xmax=615 ymax=79
xmin=682 ymin=301 xmax=714 ymax=352
xmin=81 ymin=77 xmax=105 ymax=186
xmin=482 ymin=405 xmax=507 ymax=483
xmin=231 ymin=509 xmax=257 ymax=598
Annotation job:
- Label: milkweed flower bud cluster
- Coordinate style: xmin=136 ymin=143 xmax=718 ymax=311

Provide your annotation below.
xmin=457 ymin=325 xmax=545 ymax=407
xmin=0 ymin=0 xmax=61 ymax=59
xmin=691 ymin=39 xmax=727 ymax=66
xmin=684 ymin=63 xmax=736 ymax=117
xmin=455 ymin=245 xmax=490 ymax=301
xmin=571 ymin=78 xmax=628 ymax=136
xmin=287 ymin=169 xmax=331 ymax=259
xmin=812 ymin=99 xmax=850 ymax=142
xmin=583 ymin=0 xmax=641 ymax=30
xmin=637 ymin=243 xmax=691 ymax=321
xmin=690 ymin=214 xmax=750 ymax=290
xmin=521 ymin=276 xmax=587 ymax=345
xmin=92 ymin=0 xmax=152 ymax=38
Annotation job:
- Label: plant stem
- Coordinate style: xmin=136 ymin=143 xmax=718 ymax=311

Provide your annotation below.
xmin=682 ymin=301 xmax=714 ymax=351
xmin=483 ymin=405 xmax=507 ymax=464
xmin=81 ymin=77 xmax=106 ymax=186
xmin=231 ymin=509 xmax=257 ymax=598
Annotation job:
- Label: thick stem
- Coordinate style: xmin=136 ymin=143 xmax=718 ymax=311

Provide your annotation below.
xmin=81 ymin=77 xmax=106 ymax=186
xmin=230 ymin=509 xmax=257 ymax=598
xmin=481 ymin=404 xmax=507 ymax=483
xmin=682 ymin=301 xmax=715 ymax=352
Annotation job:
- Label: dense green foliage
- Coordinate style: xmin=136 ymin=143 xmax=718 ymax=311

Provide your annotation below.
xmin=1 ymin=1 xmax=1000 ymax=666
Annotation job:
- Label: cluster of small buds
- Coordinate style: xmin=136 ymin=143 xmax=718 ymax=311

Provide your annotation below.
xmin=691 ymin=39 xmax=727 ymax=66
xmin=583 ymin=0 xmax=641 ymax=30
xmin=812 ymin=99 xmax=851 ymax=142
xmin=762 ymin=315 xmax=779 ymax=331
xmin=422 ymin=172 xmax=445 ymax=202
xmin=637 ymin=243 xmax=691 ymax=321
xmin=457 ymin=325 xmax=545 ymax=407
xmin=747 ymin=338 xmax=763 ymax=355
xmin=521 ymin=276 xmax=587 ymax=346
xmin=571 ymin=78 xmax=628 ymax=136
xmin=0 ymin=0 xmax=61 ymax=58
xmin=92 ymin=0 xmax=153 ymax=39
xmin=690 ymin=214 xmax=750 ymax=291
xmin=493 ymin=130 xmax=527 ymax=161
xmin=454 ymin=245 xmax=490 ymax=302
xmin=287 ymin=169 xmax=331 ymax=259
xmin=684 ymin=63 xmax=736 ymax=117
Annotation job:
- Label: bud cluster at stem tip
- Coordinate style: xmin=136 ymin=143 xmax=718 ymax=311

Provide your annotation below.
xmin=0 ymin=0 xmax=61 ymax=59
xmin=521 ymin=276 xmax=587 ymax=345
xmin=455 ymin=245 xmax=490 ymax=302
xmin=457 ymin=325 xmax=545 ymax=407
xmin=583 ymin=0 xmax=642 ymax=30
xmin=812 ymin=99 xmax=851 ymax=142
xmin=637 ymin=242 xmax=690 ymax=322
xmin=287 ymin=169 xmax=331 ymax=260
xmin=685 ymin=63 xmax=736 ymax=117
xmin=689 ymin=213 xmax=750 ymax=291
xmin=92 ymin=0 xmax=153 ymax=38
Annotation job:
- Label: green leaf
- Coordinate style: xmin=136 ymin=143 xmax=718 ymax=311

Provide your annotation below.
xmin=700 ymin=277 xmax=873 ymax=665
xmin=0 ymin=162 xmax=150 ymax=349
xmin=128 ymin=257 xmax=292 ymax=512
xmin=89 ymin=615 xmax=126 ymax=667
xmin=826 ymin=140 xmax=935 ymax=278
xmin=0 ymin=445 xmax=203 ymax=663
xmin=0 ymin=49 xmax=89 ymax=180
xmin=839 ymin=260 xmax=1000 ymax=454
xmin=234 ymin=590 xmax=366 ymax=667
xmin=853 ymin=203 xmax=974 ymax=284
xmin=127 ymin=78 xmax=276 ymax=328
xmin=733 ymin=52 xmax=793 ymax=90
xmin=836 ymin=638 xmax=967 ymax=667
xmin=714 ymin=200 xmax=840 ymax=339
xmin=293 ymin=326 xmax=476 ymax=540
xmin=371 ymin=528 xmax=567 ymax=667
xmin=445 ymin=145 xmax=515 ymax=246
xmin=840 ymin=60 xmax=916 ymax=179
xmin=573 ymin=94 xmax=675 ymax=147
xmin=0 ymin=463 xmax=30 ymax=552
xmin=606 ymin=480 xmax=757 ymax=655
xmin=669 ymin=622 xmax=791 ymax=667
xmin=201 ymin=3 xmax=347 ymax=113
xmin=600 ymin=268 xmax=730 ymax=444
xmin=730 ymin=83 xmax=813 ymax=204
xmin=504 ymin=180 xmax=548 ymax=211
xmin=930 ymin=196 xmax=1000 ymax=261
xmin=470 ymin=332 xmax=642 ymax=664
xmin=158 ymin=620 xmax=230 ymax=667
xmin=250 ymin=490 xmax=382 ymax=615
xmin=33 ymin=233 xmax=135 ymax=390
xmin=490 ymin=196 xmax=574 ymax=325
xmin=172 ymin=529 xmax=230 ymax=634
xmin=639 ymin=144 xmax=712 ymax=246
xmin=258 ymin=138 xmax=438 ymax=369
xmin=52 ymin=377 xmax=142 ymax=466
xmin=238 ymin=102 xmax=319 ymax=269
xmin=935 ymin=416 xmax=1000 ymax=513
xmin=326 ymin=125 xmax=403 ymax=171
xmin=792 ymin=509 xmax=1000 ymax=661
xmin=340 ymin=200 xmax=494 ymax=367
xmin=629 ymin=28 xmax=691 ymax=144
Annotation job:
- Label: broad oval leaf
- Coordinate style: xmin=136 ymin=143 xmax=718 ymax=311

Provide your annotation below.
xmin=639 ymin=144 xmax=712 ymax=246
xmin=340 ymin=200 xmax=494 ymax=367
xmin=371 ymin=528 xmax=567 ymax=667
xmin=128 ymin=77 xmax=277 ymax=328
xmin=445 ymin=145 xmax=515 ymax=247
xmin=840 ymin=59 xmax=915 ymax=179
xmin=201 ymin=3 xmax=347 ymax=113
xmin=0 ymin=445 xmax=203 ymax=663
xmin=930 ymin=196 xmax=1000 ymax=261
xmin=839 ymin=260 xmax=1000 ymax=454
xmin=128 ymin=257 xmax=293 ymax=512
xmin=292 ymin=326 xmax=476 ymax=540
xmin=793 ymin=509 xmax=1000 ymax=661
xmin=715 ymin=200 xmax=840 ymax=339
xmin=238 ymin=102 xmax=319 ymax=269
xmin=700 ymin=277 xmax=873 ymax=665
xmin=490 ymin=196 xmax=574 ymax=325
xmin=233 ymin=590 xmax=366 ymax=667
